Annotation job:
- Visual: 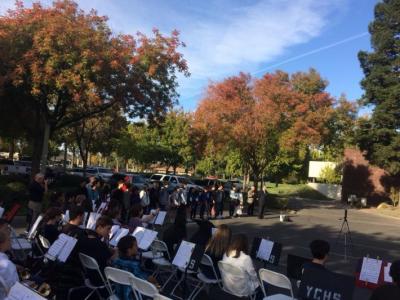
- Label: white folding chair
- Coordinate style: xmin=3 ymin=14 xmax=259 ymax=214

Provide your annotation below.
xmin=258 ymin=268 xmax=296 ymax=300
xmin=129 ymin=275 xmax=159 ymax=299
xmin=28 ymin=215 xmax=43 ymax=240
xmin=189 ymin=254 xmax=222 ymax=300
xmin=104 ymin=267 xmax=139 ymax=300
xmin=79 ymin=253 xmax=112 ymax=299
xmin=218 ymin=261 xmax=257 ymax=300
xmin=142 ymin=239 xmax=164 ymax=260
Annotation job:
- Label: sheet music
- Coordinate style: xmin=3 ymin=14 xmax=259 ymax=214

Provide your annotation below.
xmin=0 ymin=206 xmax=4 ymax=218
xmin=86 ymin=212 xmax=100 ymax=230
xmin=11 ymin=238 xmax=32 ymax=250
xmin=154 ymin=211 xmax=167 ymax=225
xmin=79 ymin=212 xmax=88 ymax=229
xmin=140 ymin=230 xmax=158 ymax=250
xmin=97 ymin=202 xmax=107 ymax=213
xmin=132 ymin=226 xmax=146 ymax=241
xmin=109 ymin=225 xmax=120 ymax=240
xmin=58 ymin=235 xmax=77 ymax=263
xmin=63 ymin=210 xmax=70 ymax=223
xmin=172 ymin=241 xmax=195 ymax=269
xmin=109 ymin=228 xmax=129 ymax=247
xmin=46 ymin=233 xmax=77 ymax=262
xmin=359 ymin=257 xmax=382 ymax=284
xmin=6 ymin=282 xmax=46 ymax=300
xmin=211 ymin=228 xmax=217 ymax=236
xmin=384 ymin=263 xmax=393 ymax=283
xmin=256 ymin=239 xmax=274 ymax=261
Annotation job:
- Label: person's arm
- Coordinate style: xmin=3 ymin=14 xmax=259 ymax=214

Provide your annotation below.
xmin=243 ymin=254 xmax=259 ymax=283
xmin=43 ymin=179 xmax=48 ymax=193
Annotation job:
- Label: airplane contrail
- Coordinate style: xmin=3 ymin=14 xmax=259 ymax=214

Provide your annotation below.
xmin=251 ymin=31 xmax=369 ymax=75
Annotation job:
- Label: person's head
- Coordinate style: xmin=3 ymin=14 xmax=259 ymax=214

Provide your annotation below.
xmin=389 ymin=260 xmax=400 ymax=285
xmin=34 ymin=173 xmax=45 ymax=184
xmin=226 ymin=234 xmax=248 ymax=258
xmin=44 ymin=207 xmax=63 ymax=224
xmin=107 ymin=206 xmax=122 ymax=220
xmin=309 ymin=239 xmax=330 ymax=264
xmin=75 ymin=194 xmax=87 ymax=206
xmin=130 ymin=204 xmax=143 ymax=218
xmin=0 ymin=220 xmax=11 ymax=252
xmin=69 ymin=205 xmax=85 ymax=225
xmin=251 ymin=185 xmax=255 ymax=191
xmin=232 ymin=185 xmax=236 ymax=191
xmin=95 ymin=216 xmax=113 ymax=239
xmin=206 ymin=224 xmax=232 ymax=258
xmin=117 ymin=235 xmax=138 ymax=258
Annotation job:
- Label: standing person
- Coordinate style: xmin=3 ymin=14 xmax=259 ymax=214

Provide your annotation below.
xmin=139 ymin=184 xmax=150 ymax=214
xmin=258 ymin=186 xmax=268 ymax=219
xmin=159 ymin=182 xmax=169 ymax=211
xmin=215 ymin=185 xmax=225 ymax=219
xmin=86 ymin=177 xmax=99 ymax=210
xmin=27 ymin=173 xmax=48 ymax=231
xmin=189 ymin=188 xmax=198 ymax=220
xmin=247 ymin=185 xmax=256 ymax=216
xmin=235 ymin=188 xmax=244 ymax=218
xmin=148 ymin=182 xmax=159 ymax=209
xmin=229 ymin=186 xmax=238 ymax=218
xmin=199 ymin=188 xmax=208 ymax=219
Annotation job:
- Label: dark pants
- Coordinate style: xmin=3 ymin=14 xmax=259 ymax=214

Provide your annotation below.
xmin=247 ymin=202 xmax=255 ymax=216
xmin=191 ymin=202 xmax=198 ymax=219
xmin=216 ymin=201 xmax=224 ymax=216
xmin=258 ymin=201 xmax=266 ymax=219
xmin=229 ymin=201 xmax=236 ymax=217
xmin=199 ymin=201 xmax=207 ymax=219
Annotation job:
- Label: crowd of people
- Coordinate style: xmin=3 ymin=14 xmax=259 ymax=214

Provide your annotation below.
xmin=0 ymin=172 xmax=398 ymax=299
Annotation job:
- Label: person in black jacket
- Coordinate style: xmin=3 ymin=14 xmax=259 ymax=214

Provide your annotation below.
xmin=370 ymin=260 xmax=400 ymax=300
xmin=162 ymin=206 xmax=187 ymax=257
xmin=40 ymin=207 xmax=62 ymax=244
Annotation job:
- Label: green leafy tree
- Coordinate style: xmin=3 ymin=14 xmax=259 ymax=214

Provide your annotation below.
xmin=357 ymin=0 xmax=400 ymax=176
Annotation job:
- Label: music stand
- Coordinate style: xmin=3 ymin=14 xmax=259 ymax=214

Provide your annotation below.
xmin=336 ymin=209 xmax=353 ymax=261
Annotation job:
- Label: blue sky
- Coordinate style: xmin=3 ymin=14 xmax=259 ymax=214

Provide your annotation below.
xmin=0 ymin=0 xmax=378 ymax=112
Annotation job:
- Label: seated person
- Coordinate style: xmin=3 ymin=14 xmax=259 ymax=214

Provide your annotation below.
xmin=62 ymin=205 xmax=86 ymax=240
xmin=190 ymin=219 xmax=214 ymax=250
xmin=162 ymin=206 xmax=187 ymax=257
xmin=113 ymin=235 xmax=158 ymax=300
xmin=106 ymin=206 xmax=123 ymax=226
xmin=127 ymin=204 xmax=157 ymax=231
xmin=201 ymin=224 xmax=231 ymax=279
xmin=40 ymin=207 xmax=62 ymax=244
xmin=370 ymin=260 xmax=400 ymax=300
xmin=0 ymin=220 xmax=19 ymax=298
xmin=302 ymin=239 xmax=330 ymax=272
xmin=79 ymin=216 xmax=116 ymax=286
xmin=222 ymin=234 xmax=261 ymax=298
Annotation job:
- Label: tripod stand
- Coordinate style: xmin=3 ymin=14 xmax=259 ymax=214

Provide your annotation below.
xmin=336 ymin=209 xmax=353 ymax=261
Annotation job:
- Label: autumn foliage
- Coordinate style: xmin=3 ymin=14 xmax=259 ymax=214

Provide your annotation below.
xmin=0 ymin=0 xmax=188 ymax=173
xmin=193 ymin=70 xmax=334 ymax=183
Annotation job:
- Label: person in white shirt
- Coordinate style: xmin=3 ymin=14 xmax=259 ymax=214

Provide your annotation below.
xmin=221 ymin=233 xmax=262 ymax=298
xmin=0 ymin=221 xmax=19 ymax=298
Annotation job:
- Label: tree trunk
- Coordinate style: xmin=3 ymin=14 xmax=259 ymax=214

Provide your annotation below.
xmin=40 ymin=122 xmax=50 ymax=173
xmin=173 ymin=165 xmax=177 ymax=175
xmin=31 ymin=132 xmax=44 ymax=178
xmin=63 ymin=142 xmax=67 ymax=172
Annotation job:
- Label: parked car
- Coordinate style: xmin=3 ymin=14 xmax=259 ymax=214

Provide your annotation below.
xmin=4 ymin=160 xmax=31 ymax=175
xmin=0 ymin=159 xmax=14 ymax=175
xmin=223 ymin=179 xmax=243 ymax=192
xmin=149 ymin=173 xmax=203 ymax=191
xmin=67 ymin=167 xmax=114 ymax=181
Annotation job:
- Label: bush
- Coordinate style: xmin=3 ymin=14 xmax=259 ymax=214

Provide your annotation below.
xmin=0 ymin=175 xmax=29 ymax=211
xmin=320 ymin=165 xmax=342 ymax=184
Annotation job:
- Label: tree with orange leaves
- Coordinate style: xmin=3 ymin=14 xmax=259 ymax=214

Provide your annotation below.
xmin=0 ymin=0 xmax=188 ymax=174
xmin=193 ymin=69 xmax=334 ymax=187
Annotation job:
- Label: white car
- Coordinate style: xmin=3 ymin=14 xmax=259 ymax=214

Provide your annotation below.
xmin=3 ymin=160 xmax=31 ymax=175
xmin=150 ymin=174 xmax=203 ymax=191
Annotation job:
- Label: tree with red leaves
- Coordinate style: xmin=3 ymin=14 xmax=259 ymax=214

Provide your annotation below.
xmin=0 ymin=0 xmax=188 ymax=174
